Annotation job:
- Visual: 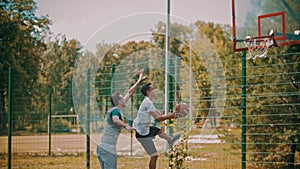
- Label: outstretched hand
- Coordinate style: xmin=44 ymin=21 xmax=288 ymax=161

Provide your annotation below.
xmin=168 ymin=111 xmax=180 ymax=119
xmin=173 ymin=112 xmax=181 ymax=119
xmin=138 ymin=69 xmax=147 ymax=82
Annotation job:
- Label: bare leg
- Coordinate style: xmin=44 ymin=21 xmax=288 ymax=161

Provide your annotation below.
xmin=157 ymin=129 xmax=172 ymax=142
xmin=158 ymin=129 xmax=181 ymax=147
xmin=149 ymin=155 xmax=158 ymax=169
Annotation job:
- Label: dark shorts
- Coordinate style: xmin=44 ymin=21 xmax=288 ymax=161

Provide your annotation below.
xmin=135 ymin=126 xmax=160 ymax=138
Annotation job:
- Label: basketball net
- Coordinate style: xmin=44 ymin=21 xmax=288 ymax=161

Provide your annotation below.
xmin=244 ymin=30 xmax=277 ymax=59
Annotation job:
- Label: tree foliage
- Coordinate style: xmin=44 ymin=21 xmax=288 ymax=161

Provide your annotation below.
xmin=0 ymin=0 xmax=82 ymax=133
xmin=0 ymin=0 xmax=50 ymax=133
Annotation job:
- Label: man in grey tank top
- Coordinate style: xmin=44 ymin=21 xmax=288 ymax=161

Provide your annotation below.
xmin=96 ymin=69 xmax=147 ymax=169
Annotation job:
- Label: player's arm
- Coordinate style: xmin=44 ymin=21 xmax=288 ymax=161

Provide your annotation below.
xmin=123 ymin=69 xmax=147 ymax=103
xmin=112 ymin=115 xmax=135 ymax=131
xmin=150 ymin=110 xmax=177 ymax=122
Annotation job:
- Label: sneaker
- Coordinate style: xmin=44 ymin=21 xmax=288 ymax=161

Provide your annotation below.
xmin=168 ymin=134 xmax=181 ymax=147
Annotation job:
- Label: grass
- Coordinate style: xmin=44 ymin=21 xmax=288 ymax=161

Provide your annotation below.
xmin=0 ymin=142 xmax=241 ymax=169
xmin=1 ymin=129 xmax=299 ymax=168
xmin=0 ymin=128 xmax=243 ymax=168
xmin=0 ymin=150 xmax=240 ymax=169
xmin=0 ymin=128 xmax=245 ymax=168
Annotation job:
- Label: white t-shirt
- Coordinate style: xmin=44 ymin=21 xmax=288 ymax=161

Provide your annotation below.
xmin=133 ymin=97 xmax=156 ymax=136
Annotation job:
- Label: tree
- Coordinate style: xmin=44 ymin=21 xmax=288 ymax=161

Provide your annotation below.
xmin=40 ymin=35 xmax=81 ymax=130
xmin=0 ymin=0 xmax=50 ymax=134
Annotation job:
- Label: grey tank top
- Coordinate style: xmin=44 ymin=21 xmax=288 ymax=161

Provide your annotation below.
xmin=98 ymin=107 xmax=124 ymax=154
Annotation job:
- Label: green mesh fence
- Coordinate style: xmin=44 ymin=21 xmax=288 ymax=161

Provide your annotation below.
xmin=5 ymin=68 xmax=86 ymax=168
xmin=3 ymin=49 xmax=300 ymax=169
xmin=242 ymin=51 xmax=300 ymax=169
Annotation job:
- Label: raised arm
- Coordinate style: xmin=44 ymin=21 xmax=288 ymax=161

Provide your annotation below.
xmin=123 ymin=69 xmax=147 ymax=103
xmin=150 ymin=110 xmax=178 ymax=122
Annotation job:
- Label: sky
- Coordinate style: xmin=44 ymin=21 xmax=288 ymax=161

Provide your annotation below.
xmin=35 ymin=0 xmax=232 ymax=47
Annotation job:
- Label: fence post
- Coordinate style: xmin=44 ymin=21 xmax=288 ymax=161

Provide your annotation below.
xmin=111 ymin=64 xmax=115 ymax=93
xmin=241 ymin=51 xmax=247 ymax=169
xmin=86 ymin=68 xmax=91 ymax=169
xmin=48 ymin=88 xmax=52 ymax=156
xmin=130 ymin=96 xmax=133 ymax=156
xmin=8 ymin=67 xmax=12 ymax=169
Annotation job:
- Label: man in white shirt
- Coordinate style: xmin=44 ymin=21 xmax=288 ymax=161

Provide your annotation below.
xmin=134 ymin=82 xmax=181 ymax=169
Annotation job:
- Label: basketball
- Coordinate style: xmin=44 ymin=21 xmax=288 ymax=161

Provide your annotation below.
xmin=175 ymin=102 xmax=189 ymax=118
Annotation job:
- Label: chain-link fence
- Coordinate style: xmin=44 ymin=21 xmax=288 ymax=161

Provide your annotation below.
xmin=2 ymin=48 xmax=300 ymax=169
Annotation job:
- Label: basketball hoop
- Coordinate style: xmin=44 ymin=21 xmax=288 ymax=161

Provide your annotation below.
xmin=244 ymin=29 xmax=278 ymax=59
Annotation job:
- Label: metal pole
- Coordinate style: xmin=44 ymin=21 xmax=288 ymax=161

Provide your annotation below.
xmin=241 ymin=50 xmax=247 ymax=169
xmin=130 ymin=96 xmax=134 ymax=156
xmin=165 ymin=0 xmax=172 ymax=168
xmin=111 ymin=64 xmax=115 ymax=93
xmin=165 ymin=0 xmax=170 ymax=117
xmin=165 ymin=0 xmax=171 ymax=147
xmin=86 ymin=69 xmax=91 ymax=169
xmin=7 ymin=67 xmax=12 ymax=169
xmin=48 ymin=88 xmax=52 ymax=156
xmin=165 ymin=0 xmax=171 ymax=137
xmin=189 ymin=32 xmax=193 ymax=123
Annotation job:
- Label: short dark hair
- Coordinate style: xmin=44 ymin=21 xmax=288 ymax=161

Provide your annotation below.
xmin=110 ymin=91 xmax=121 ymax=106
xmin=141 ymin=82 xmax=152 ymax=96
